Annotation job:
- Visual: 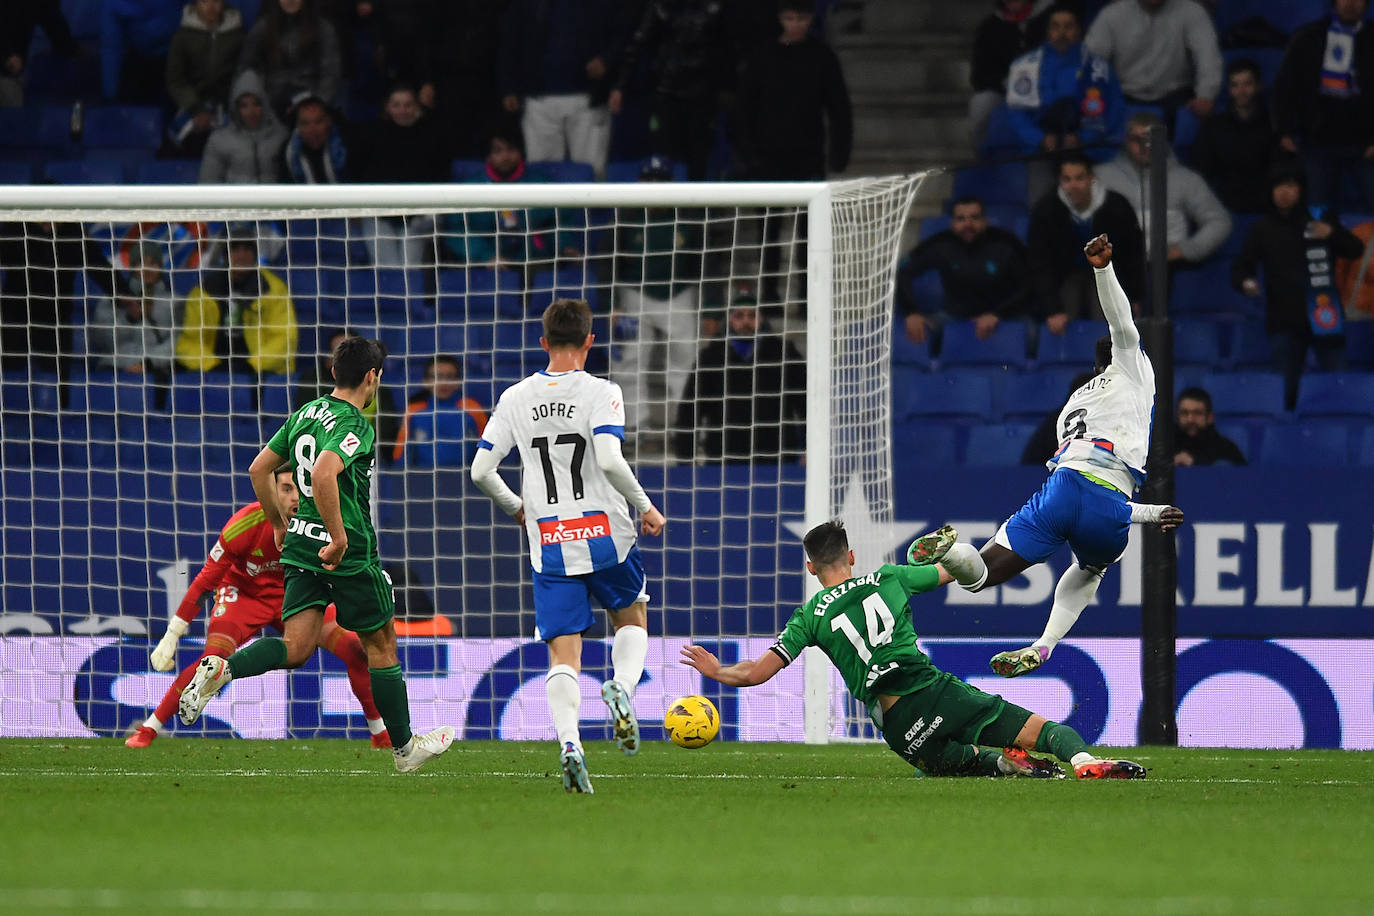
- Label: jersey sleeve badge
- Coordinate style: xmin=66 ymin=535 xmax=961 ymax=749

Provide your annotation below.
xmin=339 ymin=432 xmax=362 ymax=457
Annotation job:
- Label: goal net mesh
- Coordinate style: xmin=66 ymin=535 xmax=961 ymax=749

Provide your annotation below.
xmin=0 ymin=175 xmax=922 ymax=743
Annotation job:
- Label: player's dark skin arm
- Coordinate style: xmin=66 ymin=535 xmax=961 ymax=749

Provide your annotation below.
xmin=249 ymin=445 xmax=288 ymax=539
xmin=680 ymin=645 xmax=784 ymax=687
xmin=311 ymin=450 xmax=349 ymax=571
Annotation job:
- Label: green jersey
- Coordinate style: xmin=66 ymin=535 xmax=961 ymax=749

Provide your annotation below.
xmin=268 ymin=395 xmax=379 ymax=576
xmin=772 ymin=564 xmax=942 ymax=711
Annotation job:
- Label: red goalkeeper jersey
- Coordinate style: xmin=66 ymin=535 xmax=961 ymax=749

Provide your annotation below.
xmin=174 ymin=502 xmax=285 ymax=623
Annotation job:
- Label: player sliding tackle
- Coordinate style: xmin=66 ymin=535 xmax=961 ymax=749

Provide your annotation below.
xmin=472 ymin=298 xmax=666 ymax=795
xmin=683 ymin=521 xmax=1145 ymax=778
xmin=910 ymin=233 xmax=1183 ymax=677
xmin=179 ymin=337 xmax=456 ymax=773
xmin=129 ymin=464 xmax=389 ymax=748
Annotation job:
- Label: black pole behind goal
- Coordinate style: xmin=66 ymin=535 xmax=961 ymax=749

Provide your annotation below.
xmin=1139 ymin=121 xmax=1178 ymax=745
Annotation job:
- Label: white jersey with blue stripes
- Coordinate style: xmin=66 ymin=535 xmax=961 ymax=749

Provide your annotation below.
xmin=478 ymin=370 xmax=638 ymax=575
xmin=1047 ymin=263 xmax=1155 ymax=495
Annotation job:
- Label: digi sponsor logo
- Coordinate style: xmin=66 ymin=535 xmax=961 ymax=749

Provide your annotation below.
xmin=287 ymin=516 xmax=332 ymax=542
xmin=539 ymin=513 xmax=611 ymax=545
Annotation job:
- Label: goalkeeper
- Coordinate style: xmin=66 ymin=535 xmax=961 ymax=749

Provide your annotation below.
xmin=682 ymin=520 xmax=1146 ymax=780
xmin=128 ymin=465 xmax=388 ymax=748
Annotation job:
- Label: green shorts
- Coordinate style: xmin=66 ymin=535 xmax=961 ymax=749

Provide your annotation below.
xmin=881 ymin=672 xmax=1030 ymax=770
xmin=282 ymin=564 xmax=395 ymax=634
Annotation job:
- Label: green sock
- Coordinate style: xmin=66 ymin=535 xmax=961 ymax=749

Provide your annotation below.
xmin=226 ymin=638 xmax=288 ymax=680
xmin=369 ymin=665 xmax=412 ymax=749
xmin=1035 ymin=721 xmax=1091 ymax=763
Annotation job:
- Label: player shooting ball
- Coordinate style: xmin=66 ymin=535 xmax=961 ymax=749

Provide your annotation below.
xmin=127 ymin=464 xmax=389 ymax=748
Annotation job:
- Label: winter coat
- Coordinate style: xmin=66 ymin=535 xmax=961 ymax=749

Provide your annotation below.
xmin=1231 ymin=203 xmax=1363 ymax=336
xmin=89 ymin=283 xmax=176 ymax=375
xmin=238 ymin=10 xmax=342 ymax=114
xmin=616 ymin=0 xmax=733 ymax=101
xmin=393 ymin=391 xmax=489 ymax=468
xmin=1004 ymin=41 xmax=1124 ymax=156
xmin=499 ymin=0 xmax=629 ymax=103
xmin=1273 ymin=17 xmax=1374 ymax=147
xmin=1096 ymin=150 xmax=1231 ymax=262
xmin=284 ymin=121 xmax=353 ymax=184
xmin=176 ymin=266 xmax=297 ymax=374
xmin=1083 ymin=0 xmax=1222 ymax=102
xmin=199 ymin=70 xmax=288 ymax=183
xmin=1028 ymin=181 xmax=1146 ymax=312
xmin=165 ymin=2 xmax=245 ymax=113
xmin=674 ymin=332 xmax=807 ymax=463
xmin=1191 ymin=103 xmax=1276 ymax=213
xmin=895 ymin=227 xmax=1031 ymax=319
xmin=357 ymin=114 xmax=449 ymax=184
xmin=736 ymin=35 xmax=852 ymax=178
xmin=1174 ymin=425 xmax=1247 ymax=466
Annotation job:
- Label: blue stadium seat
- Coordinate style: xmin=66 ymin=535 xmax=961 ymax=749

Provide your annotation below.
xmin=903 ymin=372 xmax=994 ymax=421
xmin=1229 ymin=321 xmax=1273 ymax=369
xmin=978 ymin=104 xmax=1022 ymax=158
xmin=344 ymin=268 xmax=378 ymax=325
xmin=136 ymin=159 xmax=200 ymax=184
xmin=451 ymin=159 xmax=485 ymax=182
xmin=1200 ymin=372 xmax=1287 ymax=418
xmin=1214 ymin=0 xmax=1330 ymax=37
xmin=376 ymin=268 xmax=430 ymax=320
xmin=1214 ymin=421 xmax=1255 ymax=463
xmin=44 ymin=159 xmax=124 ymax=184
xmin=1034 ymin=320 xmax=1100 ymax=366
xmin=1171 ymin=261 xmax=1254 ymax=315
xmin=533 ymin=160 xmax=596 ymax=183
xmin=999 ymin=367 xmax=1082 ymax=422
xmin=260 ymin=375 xmax=293 ymax=417
xmin=1259 ymin=421 xmax=1352 ymax=466
xmin=1173 ymin=318 xmax=1224 ymax=365
xmin=952 ymin=161 xmax=1028 ymax=206
xmin=1359 ymin=426 xmax=1374 ymax=466
xmin=1219 ymin=212 xmax=1260 ymax=259
xmin=1345 ymin=321 xmax=1374 ymax=369
xmin=436 ymin=267 xmax=524 ymax=321
xmin=893 ymin=422 xmax=958 ymax=469
xmin=0 ymin=161 xmax=32 ymax=184
xmin=529 ymin=265 xmax=604 ymax=314
xmin=1173 ymin=107 xmax=1202 ymax=161
xmin=964 ymin=423 xmax=1038 ymax=467
xmin=83 ymin=106 xmax=162 ymax=149
xmin=892 ymin=320 xmax=933 ymax=370
xmin=1295 ymin=373 xmax=1374 ymax=418
xmin=936 ymin=320 xmax=1029 ymax=368
xmin=605 ymin=158 xmax=688 ymax=182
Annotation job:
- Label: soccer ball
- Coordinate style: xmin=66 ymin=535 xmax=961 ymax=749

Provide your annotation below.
xmin=664 ymin=695 xmax=720 ymax=748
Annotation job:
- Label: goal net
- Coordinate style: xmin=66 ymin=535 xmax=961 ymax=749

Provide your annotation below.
xmin=0 ymin=175 xmax=923 ymax=745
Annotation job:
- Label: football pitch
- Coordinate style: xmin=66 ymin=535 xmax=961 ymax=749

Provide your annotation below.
xmin=1 ymin=740 xmax=1370 ymax=915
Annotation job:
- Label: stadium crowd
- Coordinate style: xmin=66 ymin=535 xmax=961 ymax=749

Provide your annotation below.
xmin=0 ymin=0 xmax=1372 ymax=474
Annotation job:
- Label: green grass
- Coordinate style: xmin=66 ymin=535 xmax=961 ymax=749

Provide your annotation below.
xmin=1 ymin=740 xmax=1371 ymax=914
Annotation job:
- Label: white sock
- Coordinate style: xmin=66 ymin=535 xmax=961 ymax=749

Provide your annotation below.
xmin=1071 ymin=752 xmax=1096 ymax=767
xmin=1032 ymin=565 xmax=1104 ymax=658
xmin=545 ymin=664 xmax=582 ymax=748
xmin=942 ymin=543 xmax=989 ymax=590
xmin=144 ymin=715 xmax=164 ymax=734
xmin=610 ymin=625 xmax=648 ymax=697
xmin=366 ymin=717 xmax=386 ymax=736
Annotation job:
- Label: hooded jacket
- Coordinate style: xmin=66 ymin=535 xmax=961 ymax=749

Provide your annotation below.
xmin=1095 ymin=149 xmax=1231 ymax=262
xmin=199 ymin=70 xmax=288 ymax=183
xmin=89 ymin=282 xmax=175 ymax=375
xmin=176 ymin=261 xmax=297 ymax=374
xmin=165 ymin=2 xmax=245 ymax=113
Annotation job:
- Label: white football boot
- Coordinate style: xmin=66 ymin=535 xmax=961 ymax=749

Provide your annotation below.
xmin=178 ymin=656 xmax=232 ymax=725
xmin=393 ymin=725 xmax=457 ymax=773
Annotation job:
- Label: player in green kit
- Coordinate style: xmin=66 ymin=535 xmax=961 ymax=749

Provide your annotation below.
xmin=681 ymin=521 xmax=1146 ymax=779
xmin=179 ymin=336 xmax=456 ymax=773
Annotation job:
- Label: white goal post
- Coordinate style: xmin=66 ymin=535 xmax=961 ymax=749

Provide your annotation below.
xmin=0 ymin=175 xmax=925 ymax=744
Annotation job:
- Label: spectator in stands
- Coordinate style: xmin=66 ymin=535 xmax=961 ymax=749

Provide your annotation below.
xmin=612 ymin=156 xmax=705 ymax=442
xmin=498 ymin=0 xmax=629 ymax=181
xmin=392 ymin=356 xmax=489 ymax=468
xmin=165 ymin=0 xmax=246 ymax=156
xmin=283 ymin=93 xmax=351 ymax=183
xmin=968 ymin=0 xmax=1058 ymax=148
xmin=609 ymin=0 xmax=735 ymax=180
xmin=295 ymin=326 xmax=401 ymax=448
xmin=176 ymin=224 xmax=298 ymax=376
xmin=1175 ymin=387 xmax=1246 ymax=466
xmin=895 ymin=196 xmax=1032 ymax=351
xmin=1020 ymin=370 xmax=1094 ymax=465
xmin=89 ymin=241 xmax=175 ymax=380
xmin=199 ymin=70 xmax=289 ymax=183
xmin=1273 ymin=0 xmax=1374 ymax=212
xmin=1084 ymin=0 xmax=1222 ymax=133
xmin=1096 ymin=111 xmax=1231 ymax=268
xmin=736 ymin=1 xmax=852 ymax=180
xmin=1005 ymin=4 xmax=1123 ymax=162
xmin=1028 ymin=152 xmax=1144 ymax=329
xmin=1232 ymin=164 xmax=1363 ymax=410
xmin=673 ymin=295 xmax=806 ymax=464
xmin=0 ymin=222 xmax=129 ymax=379
xmin=1 ymin=0 xmax=81 ymax=108
xmin=101 ymin=0 xmax=184 ymax=102
xmin=1192 ymin=57 xmax=1276 ymax=214
xmin=440 ymin=126 xmax=582 ymax=266
xmin=237 ymin=0 xmax=342 ymax=118
xmin=400 ymin=2 xmax=506 ymax=159
xmin=358 ymin=84 xmax=449 ymax=267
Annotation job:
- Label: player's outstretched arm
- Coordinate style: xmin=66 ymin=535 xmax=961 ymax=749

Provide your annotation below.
xmin=680 ymin=644 xmax=784 ymax=687
xmin=1085 ymin=234 xmax=1140 ymax=351
xmin=1128 ymin=502 xmax=1185 ymax=531
xmin=593 ymin=433 xmax=664 ymax=536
